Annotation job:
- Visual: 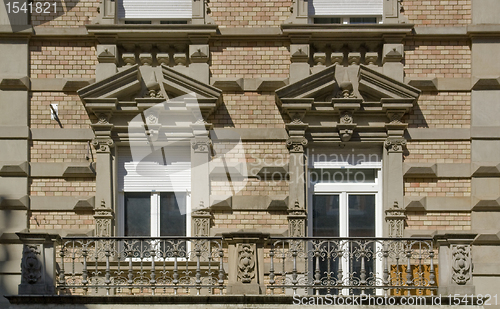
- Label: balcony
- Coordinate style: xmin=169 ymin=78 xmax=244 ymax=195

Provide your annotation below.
xmin=9 ymin=233 xmax=478 ymax=307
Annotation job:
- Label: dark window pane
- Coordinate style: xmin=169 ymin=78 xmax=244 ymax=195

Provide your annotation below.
xmin=314 ymin=17 xmax=341 ymax=24
xmin=313 ymin=195 xmax=339 ymax=237
xmin=160 ymin=192 xmax=186 ymax=236
xmin=124 ymin=20 xmax=152 ymax=24
xmin=349 ymin=17 xmax=377 ymax=24
xmin=348 ymin=195 xmax=375 ymax=237
xmin=160 ymin=20 xmax=188 ymax=24
xmin=124 ymin=193 xmax=151 ymax=236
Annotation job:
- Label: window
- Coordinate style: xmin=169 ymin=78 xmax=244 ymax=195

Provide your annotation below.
xmin=117 ymin=0 xmax=192 ymax=24
xmin=124 ymin=192 xmax=189 ymax=237
xmin=118 ymin=147 xmax=191 ymax=238
xmin=307 ymin=147 xmax=382 ymax=295
xmin=308 ymin=0 xmax=383 ymax=24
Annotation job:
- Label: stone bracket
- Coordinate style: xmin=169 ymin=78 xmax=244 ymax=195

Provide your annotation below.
xmin=0 ymin=161 xmax=29 ymax=176
xmin=0 ymin=75 xmax=29 ymax=90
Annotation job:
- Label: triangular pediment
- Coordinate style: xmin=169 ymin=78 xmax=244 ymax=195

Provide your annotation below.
xmin=276 ymin=64 xmax=421 ymax=109
xmin=77 ymin=64 xmax=222 ymax=117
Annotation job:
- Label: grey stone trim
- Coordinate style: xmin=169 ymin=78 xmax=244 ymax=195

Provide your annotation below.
xmin=30 ymin=78 xmax=95 ymax=92
xmin=30 ymin=162 xmax=96 ymax=178
xmin=468 ymin=24 xmax=500 ymax=36
xmin=472 ymin=263 xmax=500 ymax=275
xmin=32 ymin=26 xmax=89 ymax=37
xmin=405 ymin=196 xmax=471 ymax=212
xmin=30 ymin=129 xmax=94 ymax=141
xmin=405 ymin=128 xmax=471 ymax=141
xmin=211 ymin=128 xmax=288 ymax=141
xmin=30 ymin=196 xmax=95 ymax=211
xmin=471 ymin=127 xmax=500 ymax=139
xmin=86 ymin=24 xmax=219 ymax=41
xmin=473 ymin=232 xmax=500 ymax=245
xmin=210 ymin=195 xmax=288 ymax=211
xmin=472 ymin=197 xmax=500 ymax=211
xmin=0 ymin=195 xmax=29 ymax=210
xmin=211 ymin=78 xmax=288 ymax=92
xmin=217 ymin=27 xmax=283 ymax=38
xmin=0 ymin=75 xmax=29 ymax=90
xmin=406 ymin=77 xmax=472 ymax=91
xmin=0 ymin=161 xmax=29 ymax=177
xmin=471 ymin=163 xmax=500 ymax=176
xmin=472 ymin=77 xmax=500 ymax=90
xmin=0 ymin=126 xmax=30 ymax=139
xmin=280 ymin=24 xmax=414 ymax=39
xmin=412 ymin=26 xmax=468 ymax=37
xmin=404 ymin=163 xmax=471 ymax=178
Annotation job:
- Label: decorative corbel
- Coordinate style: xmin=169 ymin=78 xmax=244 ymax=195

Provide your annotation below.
xmin=384 ymin=137 xmax=407 ymax=153
xmin=385 ymin=201 xmax=406 ymax=238
xmin=337 ymin=110 xmax=356 ymax=142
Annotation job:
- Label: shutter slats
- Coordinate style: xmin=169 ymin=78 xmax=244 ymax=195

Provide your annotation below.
xmin=309 ymin=0 xmax=383 ymax=16
xmin=118 ymin=0 xmax=192 ymax=19
xmin=118 ymin=147 xmax=191 ymax=192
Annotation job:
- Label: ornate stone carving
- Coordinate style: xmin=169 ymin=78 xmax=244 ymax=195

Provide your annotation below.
xmin=92 ymin=139 xmax=115 ymax=153
xmin=348 ymin=52 xmax=361 ymax=65
xmin=237 ymin=244 xmax=256 ymax=283
xmin=192 ymin=209 xmax=211 ymax=237
xmin=365 ymin=52 xmax=379 ymax=65
xmin=340 ymin=111 xmax=353 ymax=124
xmin=94 ymin=200 xmax=114 ymax=237
xmin=139 ymin=53 xmax=153 ymax=66
xmin=21 ymin=244 xmax=42 ymax=284
xmin=385 ymin=201 xmax=406 ymax=238
xmin=384 ymin=138 xmax=407 ymax=153
xmin=290 ymin=44 xmax=309 ymax=63
xmin=157 ymin=53 xmax=170 ymax=66
xmin=331 ymin=52 xmax=344 ymax=65
xmin=387 ymin=111 xmax=405 ymax=124
xmin=97 ymin=113 xmax=110 ymax=124
xmin=146 ymin=114 xmax=158 ymax=125
xmin=313 ymin=52 xmax=326 ymax=66
xmin=174 ymin=53 xmax=188 ymax=66
xmin=122 ymin=52 xmax=136 ymax=66
xmin=191 ymin=138 xmax=212 ymax=153
xmin=451 ymin=245 xmax=472 ymax=285
xmin=286 ymin=137 xmax=308 ymax=153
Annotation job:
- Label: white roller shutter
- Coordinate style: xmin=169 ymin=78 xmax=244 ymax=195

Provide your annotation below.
xmin=309 ymin=0 xmax=383 ymax=16
xmin=118 ymin=0 xmax=192 ymax=19
xmin=118 ymin=147 xmax=191 ymax=192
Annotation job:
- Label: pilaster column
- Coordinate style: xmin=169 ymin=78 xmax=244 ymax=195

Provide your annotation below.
xmin=385 ymin=201 xmax=406 ymax=238
xmin=190 ymin=122 xmax=212 ymax=219
xmin=96 ymin=44 xmax=118 ymax=82
xmin=383 ymin=137 xmax=406 ymax=237
xmin=382 ymin=37 xmax=404 ymax=82
xmin=189 ymin=44 xmax=210 ymax=84
xmin=289 ymin=44 xmax=310 ymax=84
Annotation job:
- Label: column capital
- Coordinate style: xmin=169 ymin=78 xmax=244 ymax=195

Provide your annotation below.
xmin=384 ymin=137 xmax=406 ymax=153
xmin=286 ymin=137 xmax=308 ymax=153
xmin=92 ymin=138 xmax=114 ymax=153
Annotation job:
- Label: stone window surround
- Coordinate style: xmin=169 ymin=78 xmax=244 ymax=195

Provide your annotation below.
xmin=95 ymin=0 xmax=214 ymax=25
xmin=286 ymin=0 xmax=405 ymax=24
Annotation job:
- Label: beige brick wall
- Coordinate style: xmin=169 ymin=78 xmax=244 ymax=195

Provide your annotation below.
xmin=406 ymin=212 xmax=471 ymax=231
xmin=30 ymin=178 xmax=96 ymax=196
xmin=208 ymin=92 xmax=285 ymax=128
xmin=209 ymin=0 xmax=291 ymax=27
xmin=30 ymin=0 xmax=100 ymax=27
xmin=31 ymin=141 xmax=93 ymax=163
xmin=29 ymin=211 xmax=95 ymax=230
xmin=211 ymin=41 xmax=290 ymax=78
xmin=405 ymin=141 xmax=470 ymax=163
xmin=211 ymin=179 xmax=288 ymax=196
xmin=404 ymin=0 xmax=472 ymax=26
xmin=405 ymin=179 xmax=471 ymax=197
xmin=405 ymin=92 xmax=471 ymax=128
xmin=30 ymin=41 xmax=97 ymax=79
xmin=31 ymin=92 xmax=93 ymax=129
xmin=404 ymin=40 xmax=471 ymax=78
xmin=213 ymin=210 xmax=288 ymax=230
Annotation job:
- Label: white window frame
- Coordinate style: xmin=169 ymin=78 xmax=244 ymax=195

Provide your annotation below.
xmin=308 ymin=158 xmax=383 ymax=295
xmin=310 ymin=16 xmax=382 ymax=24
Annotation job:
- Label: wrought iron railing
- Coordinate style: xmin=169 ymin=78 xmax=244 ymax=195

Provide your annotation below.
xmin=267 ymin=237 xmax=436 ymax=296
xmin=56 ymin=236 xmax=436 ymax=296
xmin=57 ymin=237 xmax=226 ymax=295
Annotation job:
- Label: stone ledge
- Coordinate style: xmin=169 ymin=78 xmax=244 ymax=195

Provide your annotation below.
xmin=0 ymin=161 xmax=29 ymax=176
xmin=405 ymin=196 xmax=471 ymax=212
xmin=211 ymin=77 xmax=288 ymax=92
xmin=472 ymin=197 xmax=500 ymax=211
xmin=0 ymin=195 xmax=29 ymax=210
xmin=406 ymin=77 xmax=471 ymax=91
xmin=403 ymin=163 xmax=471 ymax=178
xmin=31 ymin=78 xmax=95 ymax=92
xmin=0 ymin=75 xmax=29 ymax=90
xmin=212 ymin=128 xmax=288 ymax=141
xmin=405 ymin=128 xmax=470 ymax=141
xmin=30 ymin=162 xmax=96 ymax=178
xmin=0 ymin=126 xmax=30 ymax=139
xmin=472 ymin=77 xmax=500 ymax=90
xmin=30 ymin=128 xmax=94 ymax=141
xmin=471 ymin=127 xmax=500 ymax=139
xmin=30 ymin=196 xmax=95 ymax=211
xmin=210 ymin=195 xmax=288 ymax=211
